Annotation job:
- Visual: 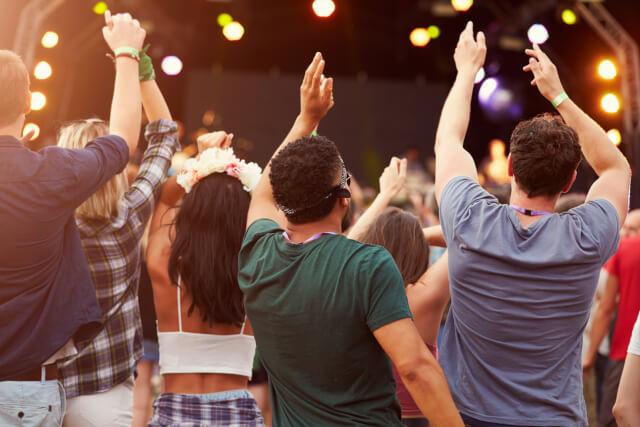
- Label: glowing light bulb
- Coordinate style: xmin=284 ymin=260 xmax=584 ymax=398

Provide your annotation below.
xmin=561 ymin=9 xmax=577 ymax=25
xmin=607 ymin=129 xmax=621 ymax=145
xmin=410 ymin=28 xmax=431 ymax=47
xmin=23 ymin=123 xmax=40 ymax=141
xmin=527 ymin=24 xmax=549 ymax=44
xmin=312 ymin=0 xmax=336 ymax=18
xmin=474 ymin=67 xmax=486 ymax=84
xmin=223 ymin=22 xmax=245 ymax=41
xmin=451 ymin=0 xmax=473 ymax=12
xmin=30 ymin=92 xmax=46 ymax=111
xmin=34 ymin=61 xmax=52 ymax=80
xmin=427 ymin=25 xmax=441 ymax=40
xmin=478 ymin=78 xmax=498 ymax=103
xmin=601 ymin=93 xmax=620 ymax=114
xmin=93 ymin=1 xmax=108 ymax=15
xmin=217 ymin=13 xmax=233 ymax=27
xmin=161 ymin=56 xmax=183 ymax=76
xmin=41 ymin=32 xmax=59 ymax=48
xmin=598 ymin=60 xmax=617 ymax=80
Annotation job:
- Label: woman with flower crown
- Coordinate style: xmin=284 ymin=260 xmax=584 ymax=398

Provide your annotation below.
xmin=146 ymin=131 xmax=265 ymax=426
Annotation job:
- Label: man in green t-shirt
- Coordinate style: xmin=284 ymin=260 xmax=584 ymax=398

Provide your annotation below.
xmin=239 ymin=52 xmax=462 ymax=427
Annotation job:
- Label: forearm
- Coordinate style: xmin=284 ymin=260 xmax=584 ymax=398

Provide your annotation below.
xmin=110 ymin=58 xmax=142 ymax=155
xmin=401 ymin=360 xmax=463 ymax=426
xmin=434 ymin=70 xmax=475 ymax=152
xmin=423 ymin=225 xmax=445 ymax=247
xmin=613 ymin=354 xmax=640 ymax=426
xmin=141 ymin=80 xmax=172 ymax=122
xmin=347 ymin=192 xmax=393 ymax=241
xmin=556 ymin=99 xmax=629 ymax=176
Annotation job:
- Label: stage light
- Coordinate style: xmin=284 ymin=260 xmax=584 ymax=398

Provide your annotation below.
xmin=475 ymin=67 xmax=486 ymax=84
xmin=34 ymin=61 xmax=52 ymax=80
xmin=93 ymin=1 xmax=108 ymax=15
xmin=527 ymin=24 xmax=549 ymax=44
xmin=607 ymin=129 xmax=621 ymax=146
xmin=601 ymin=93 xmax=620 ymax=114
xmin=427 ymin=25 xmax=441 ymax=40
xmin=478 ymin=78 xmax=498 ymax=103
xmin=30 ymin=92 xmax=46 ymax=111
xmin=161 ymin=56 xmax=183 ymax=76
xmin=410 ymin=28 xmax=430 ymax=47
xmin=23 ymin=123 xmax=40 ymax=141
xmin=561 ymin=9 xmax=577 ymax=25
xmin=312 ymin=0 xmax=336 ymax=18
xmin=451 ymin=0 xmax=473 ymax=12
xmin=41 ymin=32 xmax=59 ymax=48
xmin=223 ymin=22 xmax=245 ymax=41
xmin=598 ymin=60 xmax=617 ymax=80
xmin=217 ymin=13 xmax=233 ymax=27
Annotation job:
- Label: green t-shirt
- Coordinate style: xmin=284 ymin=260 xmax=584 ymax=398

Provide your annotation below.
xmin=239 ymin=219 xmax=412 ymax=426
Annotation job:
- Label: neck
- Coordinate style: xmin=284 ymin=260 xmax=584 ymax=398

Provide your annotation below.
xmin=0 ymin=116 xmax=25 ymax=139
xmin=284 ymin=216 xmax=342 ymax=243
xmin=509 ymin=182 xmax=558 ymax=225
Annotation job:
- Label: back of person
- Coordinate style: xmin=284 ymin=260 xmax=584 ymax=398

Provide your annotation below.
xmin=439 ymin=177 xmax=619 ymax=426
xmin=240 ymin=219 xmax=408 ymax=426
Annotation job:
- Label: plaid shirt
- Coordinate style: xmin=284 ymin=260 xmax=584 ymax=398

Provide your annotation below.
xmin=57 ymin=119 xmax=179 ymax=398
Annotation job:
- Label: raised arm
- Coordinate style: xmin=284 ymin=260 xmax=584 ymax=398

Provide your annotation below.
xmin=102 ymin=11 xmax=146 ymax=155
xmin=524 ymin=43 xmax=630 ymax=223
xmin=434 ymin=22 xmax=486 ymax=203
xmin=423 ymin=225 xmax=446 ymax=247
xmin=141 ymin=81 xmax=172 ymax=122
xmin=347 ymin=157 xmax=407 ymax=240
xmin=246 ymin=52 xmax=334 ymax=229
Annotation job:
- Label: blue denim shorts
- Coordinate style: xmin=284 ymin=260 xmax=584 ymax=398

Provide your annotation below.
xmin=0 ymin=380 xmax=65 ymax=426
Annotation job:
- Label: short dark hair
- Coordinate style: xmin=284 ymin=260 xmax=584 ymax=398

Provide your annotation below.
xmin=0 ymin=50 xmax=30 ymax=127
xmin=168 ymin=173 xmax=250 ymax=327
xmin=270 ymin=135 xmax=343 ymax=224
xmin=509 ymin=114 xmax=581 ymax=198
xmin=359 ymin=207 xmax=430 ymax=286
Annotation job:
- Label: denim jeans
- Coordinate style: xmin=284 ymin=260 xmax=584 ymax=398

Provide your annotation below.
xmin=0 ymin=380 xmax=65 ymax=426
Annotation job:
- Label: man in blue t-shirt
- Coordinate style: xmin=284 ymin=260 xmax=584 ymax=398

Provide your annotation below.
xmin=433 ymin=23 xmax=631 ymax=426
xmin=239 ymin=53 xmax=462 ymax=426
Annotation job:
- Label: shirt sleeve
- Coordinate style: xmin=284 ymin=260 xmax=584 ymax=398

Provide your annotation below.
xmin=120 ymin=119 xmax=180 ymax=239
xmin=439 ymin=176 xmax=496 ymax=244
xmin=571 ymin=199 xmax=620 ymax=265
xmin=363 ymin=247 xmax=412 ymax=332
xmin=628 ymin=312 xmax=640 ymax=356
xmin=241 ymin=219 xmax=283 ymax=250
xmin=43 ymin=134 xmax=129 ymax=209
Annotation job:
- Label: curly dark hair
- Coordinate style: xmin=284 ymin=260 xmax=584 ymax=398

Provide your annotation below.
xmin=509 ymin=114 xmax=581 ymax=198
xmin=270 ymin=135 xmax=344 ymax=224
xmin=168 ymin=173 xmax=250 ymax=327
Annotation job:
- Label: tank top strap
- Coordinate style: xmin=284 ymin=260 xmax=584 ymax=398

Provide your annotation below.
xmin=176 ymin=276 xmax=183 ymax=333
xmin=240 ymin=316 xmax=247 ymax=335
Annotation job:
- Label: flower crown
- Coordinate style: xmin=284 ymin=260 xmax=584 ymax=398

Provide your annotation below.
xmin=176 ymin=147 xmax=262 ymax=194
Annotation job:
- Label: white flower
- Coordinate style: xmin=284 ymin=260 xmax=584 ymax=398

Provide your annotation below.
xmin=240 ymin=161 xmax=262 ymax=192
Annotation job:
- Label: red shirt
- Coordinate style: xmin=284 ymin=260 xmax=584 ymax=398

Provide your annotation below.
xmin=604 ymin=235 xmax=640 ymax=360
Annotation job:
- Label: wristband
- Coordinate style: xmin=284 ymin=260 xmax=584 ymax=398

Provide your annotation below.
xmin=138 ymin=44 xmax=156 ymax=81
xmin=113 ymin=46 xmax=140 ymax=61
xmin=551 ymin=92 xmax=569 ymax=109
xmin=311 ymin=130 xmax=318 ymax=136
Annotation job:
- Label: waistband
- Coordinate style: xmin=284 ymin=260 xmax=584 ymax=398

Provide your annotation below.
xmin=184 ymin=389 xmax=253 ymax=401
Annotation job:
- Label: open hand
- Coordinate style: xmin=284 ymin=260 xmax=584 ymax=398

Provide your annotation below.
xmin=102 ymin=10 xmax=146 ymax=52
xmin=523 ymin=43 xmax=565 ymax=102
xmin=379 ymin=157 xmax=407 ymax=198
xmin=197 ymin=131 xmax=233 ymax=153
xmin=300 ymin=52 xmax=334 ymax=126
xmin=454 ymin=21 xmax=486 ymax=76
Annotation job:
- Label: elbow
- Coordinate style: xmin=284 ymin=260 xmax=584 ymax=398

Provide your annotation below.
xmin=397 ymin=355 xmax=443 ymax=389
xmin=612 ymin=400 xmax=630 ymax=425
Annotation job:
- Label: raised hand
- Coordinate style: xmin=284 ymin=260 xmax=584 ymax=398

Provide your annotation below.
xmin=379 ymin=157 xmax=407 ymax=198
xmin=454 ymin=21 xmax=486 ymax=76
xmin=197 ymin=131 xmax=233 ymax=153
xmin=300 ymin=52 xmax=334 ymax=126
xmin=102 ymin=10 xmax=146 ymax=52
xmin=523 ymin=43 xmax=565 ymax=102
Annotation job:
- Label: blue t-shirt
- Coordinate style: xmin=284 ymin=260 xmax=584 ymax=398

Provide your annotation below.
xmin=0 ymin=134 xmax=129 ymax=379
xmin=439 ymin=177 xmax=619 ymax=427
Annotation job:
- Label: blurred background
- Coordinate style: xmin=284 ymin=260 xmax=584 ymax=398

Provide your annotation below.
xmin=1 ymin=0 xmax=638 ymax=204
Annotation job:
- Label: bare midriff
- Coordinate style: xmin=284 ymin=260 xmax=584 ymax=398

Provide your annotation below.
xmin=162 ymin=372 xmax=249 ymax=394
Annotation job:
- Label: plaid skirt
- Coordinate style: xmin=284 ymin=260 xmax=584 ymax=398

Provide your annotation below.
xmin=148 ymin=389 xmax=265 ymax=427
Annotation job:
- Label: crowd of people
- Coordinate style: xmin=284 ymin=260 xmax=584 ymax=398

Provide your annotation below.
xmin=0 ymin=10 xmax=639 ymax=427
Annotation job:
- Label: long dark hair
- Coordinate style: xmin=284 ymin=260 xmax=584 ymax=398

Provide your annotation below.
xmin=360 ymin=207 xmax=430 ymax=286
xmin=168 ymin=173 xmax=250 ymax=327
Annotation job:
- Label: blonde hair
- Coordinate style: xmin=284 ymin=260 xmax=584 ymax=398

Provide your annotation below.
xmin=0 ymin=50 xmax=30 ymax=127
xmin=57 ymin=119 xmax=129 ymax=219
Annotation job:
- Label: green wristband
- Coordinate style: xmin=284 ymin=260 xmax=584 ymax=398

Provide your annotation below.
xmin=138 ymin=44 xmax=155 ymax=81
xmin=311 ymin=130 xmax=318 ymax=136
xmin=113 ymin=46 xmax=140 ymax=61
xmin=551 ymin=92 xmax=569 ymax=109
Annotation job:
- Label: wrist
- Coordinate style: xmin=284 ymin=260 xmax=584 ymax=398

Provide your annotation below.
xmin=296 ymin=113 xmax=318 ymax=133
xmin=457 ymin=68 xmax=477 ymax=81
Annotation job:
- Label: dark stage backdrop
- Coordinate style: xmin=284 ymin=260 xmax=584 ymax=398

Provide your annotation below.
xmin=185 ymin=70 xmax=449 ymax=186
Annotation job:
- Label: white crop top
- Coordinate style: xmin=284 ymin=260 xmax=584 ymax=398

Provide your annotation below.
xmin=157 ymin=277 xmax=256 ymax=378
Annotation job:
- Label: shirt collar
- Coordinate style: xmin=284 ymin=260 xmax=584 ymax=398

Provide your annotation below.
xmin=0 ymin=135 xmax=24 ymax=148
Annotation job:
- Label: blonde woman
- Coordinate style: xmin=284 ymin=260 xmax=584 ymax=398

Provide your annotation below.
xmin=55 ymin=42 xmax=180 ymax=425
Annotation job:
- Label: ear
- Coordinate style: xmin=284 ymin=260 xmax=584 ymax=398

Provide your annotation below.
xmin=24 ymin=92 xmax=31 ymax=115
xmin=561 ymin=169 xmax=578 ymax=194
xmin=507 ymin=153 xmax=514 ymax=177
xmin=339 ymin=197 xmax=350 ymax=207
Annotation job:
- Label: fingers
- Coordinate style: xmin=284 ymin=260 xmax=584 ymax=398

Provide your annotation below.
xmin=461 ymin=21 xmax=473 ymax=40
xmin=476 ymin=31 xmax=486 ymax=49
xmin=20 ymin=129 xmax=35 ymax=144
xmin=312 ymin=58 xmax=326 ymax=89
xmin=399 ymin=158 xmax=408 ymax=179
xmin=105 ymin=10 xmax=113 ymax=29
xmin=302 ymin=52 xmax=321 ymax=88
xmin=222 ymin=133 xmax=233 ymax=149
